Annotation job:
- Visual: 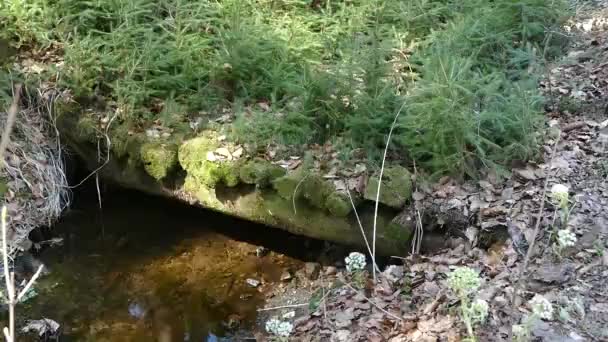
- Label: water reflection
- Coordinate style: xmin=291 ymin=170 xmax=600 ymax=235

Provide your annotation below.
xmin=19 ymin=189 xmax=324 ymax=341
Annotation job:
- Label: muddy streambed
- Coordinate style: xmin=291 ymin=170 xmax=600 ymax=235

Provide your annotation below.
xmin=17 ymin=188 xmax=342 ymax=341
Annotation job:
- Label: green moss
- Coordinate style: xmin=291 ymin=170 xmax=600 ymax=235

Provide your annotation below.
xmin=324 ymin=192 xmax=351 ymax=217
xmin=220 ymin=163 xmax=240 ymax=187
xmin=364 ymin=165 xmax=412 ymax=209
xmin=178 ymin=134 xmax=240 ymax=188
xmin=272 ymin=173 xmax=304 ymax=200
xmin=75 ymin=116 xmax=98 ymax=143
xmin=0 ymin=178 xmax=7 ymax=201
xmin=386 ymin=221 xmax=411 ymax=245
xmin=302 ymin=175 xmax=334 ymax=209
xmin=140 ymin=143 xmax=178 ymax=180
xmin=239 ymin=159 xmax=286 ymax=187
xmin=183 ymin=175 xmax=225 ymax=211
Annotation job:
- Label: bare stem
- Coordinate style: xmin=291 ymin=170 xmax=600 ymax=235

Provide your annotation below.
xmin=344 ymin=183 xmax=379 ymax=273
xmin=372 ymin=101 xmax=406 ymax=283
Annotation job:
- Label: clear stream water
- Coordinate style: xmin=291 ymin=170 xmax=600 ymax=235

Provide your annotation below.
xmin=17 ymin=188 xmax=335 ymax=341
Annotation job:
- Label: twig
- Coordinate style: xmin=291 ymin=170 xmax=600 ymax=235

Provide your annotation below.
xmin=68 ymin=109 xmax=118 ymax=189
xmin=343 ymin=282 xmax=403 ymax=321
xmin=411 ymin=161 xmax=423 ymax=255
xmin=508 ymin=132 xmax=561 ymax=337
xmin=344 ymin=181 xmax=380 ymax=273
xmin=0 ymin=84 xmax=21 ymax=160
xmin=372 ymin=101 xmax=406 ymax=282
xmin=16 ymin=264 xmax=44 ymax=302
xmin=292 ymin=174 xmax=309 ymax=215
xmin=0 ymin=85 xmax=21 ymax=342
xmin=256 ymin=303 xmax=309 ymax=312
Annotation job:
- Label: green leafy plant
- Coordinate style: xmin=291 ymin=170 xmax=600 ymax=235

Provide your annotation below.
xmin=447 ymin=267 xmax=488 ymax=342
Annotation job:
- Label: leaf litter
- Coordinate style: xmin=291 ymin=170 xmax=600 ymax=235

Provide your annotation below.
xmin=260 ymin=3 xmax=608 ymax=340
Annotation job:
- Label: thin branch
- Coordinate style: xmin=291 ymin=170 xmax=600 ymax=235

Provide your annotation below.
xmin=16 ymin=264 xmax=44 ymax=302
xmin=0 ymin=84 xmax=22 ymax=161
xmin=372 ymin=101 xmax=407 ymax=282
xmin=256 ymin=303 xmax=309 ymax=312
xmin=292 ymin=174 xmax=309 ymax=215
xmin=344 ymin=182 xmax=380 ymax=273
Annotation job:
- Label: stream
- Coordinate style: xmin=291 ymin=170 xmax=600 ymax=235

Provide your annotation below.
xmin=17 ymin=187 xmax=343 ymax=341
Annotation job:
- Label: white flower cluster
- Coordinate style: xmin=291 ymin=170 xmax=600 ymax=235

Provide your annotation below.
xmin=557 ymin=229 xmax=577 ymax=248
xmin=265 ymin=318 xmax=293 ymax=337
xmin=447 ymin=267 xmax=481 ymax=295
xmin=512 ymin=324 xmax=528 ymax=340
xmin=550 ymin=184 xmax=569 ymax=207
xmin=469 ymin=299 xmax=489 ymax=322
xmin=530 ymin=294 xmax=553 ymax=320
xmin=345 ymin=252 xmax=366 ymax=273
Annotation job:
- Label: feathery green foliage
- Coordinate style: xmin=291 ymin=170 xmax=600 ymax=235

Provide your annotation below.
xmin=1 ymin=0 xmax=570 ymax=176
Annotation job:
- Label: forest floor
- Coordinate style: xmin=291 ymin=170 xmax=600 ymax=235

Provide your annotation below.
xmin=257 ymin=3 xmax=608 ymax=341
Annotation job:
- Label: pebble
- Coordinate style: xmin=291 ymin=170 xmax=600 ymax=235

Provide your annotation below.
xmin=324 ymin=266 xmax=337 ymax=276
xmin=246 ymin=278 xmax=260 ymax=287
xmin=280 ymin=271 xmax=292 ymax=282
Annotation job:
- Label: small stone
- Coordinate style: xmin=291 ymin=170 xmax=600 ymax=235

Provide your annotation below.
xmin=304 ymin=262 xmax=321 ymax=280
xmin=282 ymin=311 xmax=296 ymax=319
xmin=246 ymin=278 xmax=260 ymax=287
xmin=255 ymin=246 xmax=269 ymax=257
xmin=215 ymin=147 xmax=232 ymax=158
xmin=324 ymin=266 xmax=337 ymax=276
xmin=280 ymin=271 xmax=293 ymax=282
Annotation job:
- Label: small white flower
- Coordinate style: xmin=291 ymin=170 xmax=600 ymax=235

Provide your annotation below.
xmin=530 ymin=295 xmax=553 ymax=320
xmin=276 ymin=321 xmax=293 ymax=337
xmin=550 ymin=184 xmax=569 ymax=206
xmin=512 ymin=324 xmax=528 ymax=340
xmin=447 ymin=267 xmax=481 ymax=295
xmin=557 ymin=229 xmax=577 ymax=247
xmin=265 ymin=318 xmax=282 ymax=335
xmin=345 ymin=252 xmax=366 ymax=273
xmin=265 ymin=318 xmax=293 ymax=337
xmin=469 ymin=299 xmax=489 ymax=322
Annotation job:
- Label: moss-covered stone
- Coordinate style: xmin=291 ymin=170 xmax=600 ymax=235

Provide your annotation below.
xmin=301 ymin=175 xmax=334 ymax=210
xmin=140 ymin=143 xmax=178 ymax=180
xmin=183 ymin=174 xmax=225 ymax=211
xmin=364 ymin=165 xmax=412 ymax=209
xmin=178 ymin=134 xmax=240 ymax=188
xmin=239 ymin=159 xmax=286 ymax=187
xmin=220 ymin=163 xmax=240 ymax=187
xmin=324 ymin=192 xmax=351 ymax=217
xmin=272 ymin=172 xmax=305 ymax=200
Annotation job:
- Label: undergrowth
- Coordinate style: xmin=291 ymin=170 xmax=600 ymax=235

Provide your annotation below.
xmin=1 ymin=0 xmax=570 ymax=176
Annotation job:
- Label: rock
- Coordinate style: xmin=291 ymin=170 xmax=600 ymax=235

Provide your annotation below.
xmin=239 ymin=159 xmax=285 ymax=187
xmin=302 ymin=175 xmax=334 ymax=210
xmin=282 ymin=311 xmax=296 ymax=319
xmin=324 ymin=192 xmax=352 ymax=217
xmin=531 ymin=263 xmax=576 ymax=284
xmin=255 ymin=246 xmax=269 ymax=257
xmin=304 ymin=262 xmax=321 ymax=280
xmin=364 ymin=166 xmax=412 ymax=208
xmin=331 ymin=330 xmax=352 ymax=342
xmin=324 ymin=266 xmax=337 ymax=276
xmin=246 ymin=278 xmax=260 ymax=287
xmin=383 ymin=265 xmax=404 ymax=284
xmin=140 ymin=143 xmax=178 ymax=181
xmin=280 ymin=271 xmax=293 ymax=282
